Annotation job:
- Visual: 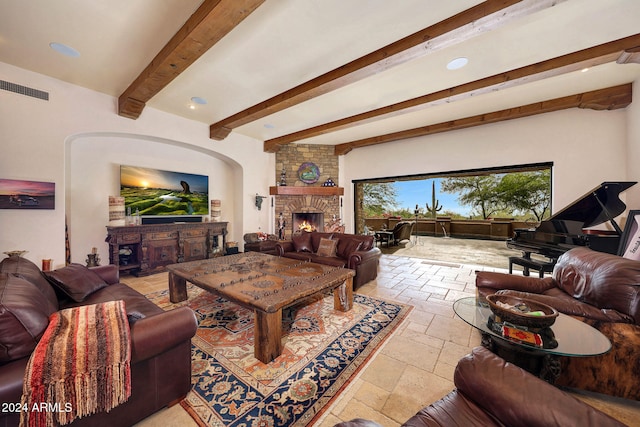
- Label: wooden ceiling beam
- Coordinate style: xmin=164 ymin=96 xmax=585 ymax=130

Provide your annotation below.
xmin=210 ymin=0 xmax=564 ymax=140
xmin=334 ymin=84 xmax=632 ymax=155
xmin=266 ymin=33 xmax=640 ymax=152
xmin=118 ymin=0 xmax=265 ymax=120
xmin=617 ymin=45 xmax=640 ymax=64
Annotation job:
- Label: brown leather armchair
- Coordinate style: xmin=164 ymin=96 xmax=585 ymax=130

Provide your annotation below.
xmin=337 ymin=347 xmax=625 ymax=427
xmin=243 ymin=232 xmax=279 ymax=255
xmin=0 ymin=256 xmax=198 ymax=427
xmin=476 ymin=247 xmax=640 ymax=401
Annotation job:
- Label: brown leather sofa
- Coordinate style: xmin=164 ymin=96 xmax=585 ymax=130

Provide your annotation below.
xmin=476 ymin=247 xmax=640 ymax=401
xmin=0 ymin=255 xmax=198 ymax=427
xmin=337 ymin=347 xmax=625 ymax=427
xmin=275 ymin=231 xmax=381 ymax=290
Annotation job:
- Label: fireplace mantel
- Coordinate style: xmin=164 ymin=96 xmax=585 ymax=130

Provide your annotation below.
xmin=269 ymin=186 xmax=344 ymax=196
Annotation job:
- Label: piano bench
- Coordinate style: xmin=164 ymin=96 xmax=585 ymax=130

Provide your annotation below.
xmin=509 ymin=256 xmax=556 ymax=278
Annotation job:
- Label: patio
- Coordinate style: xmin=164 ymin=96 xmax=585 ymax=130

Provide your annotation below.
xmin=378 ymin=235 xmax=520 ymax=271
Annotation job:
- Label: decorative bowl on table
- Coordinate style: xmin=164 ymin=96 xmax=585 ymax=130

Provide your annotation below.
xmin=486 ymin=294 xmax=558 ymax=329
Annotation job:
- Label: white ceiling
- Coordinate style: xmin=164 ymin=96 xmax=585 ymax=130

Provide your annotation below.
xmin=1 ymin=0 xmax=639 ymax=148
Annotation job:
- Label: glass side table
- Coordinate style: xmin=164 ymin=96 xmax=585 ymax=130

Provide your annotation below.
xmin=453 ymin=297 xmax=611 ymax=383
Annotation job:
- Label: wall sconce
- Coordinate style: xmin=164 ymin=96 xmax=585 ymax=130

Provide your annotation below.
xmin=255 ymin=193 xmax=267 ymax=210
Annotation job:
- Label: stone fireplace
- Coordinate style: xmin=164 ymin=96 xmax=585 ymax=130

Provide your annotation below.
xmin=272 ymin=144 xmax=342 ymax=239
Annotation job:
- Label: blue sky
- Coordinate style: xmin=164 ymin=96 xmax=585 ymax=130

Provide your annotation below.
xmin=394 ymin=179 xmax=473 ymax=216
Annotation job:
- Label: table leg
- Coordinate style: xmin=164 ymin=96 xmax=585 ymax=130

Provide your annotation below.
xmin=481 ymin=332 xmax=495 ymax=351
xmin=333 ymin=276 xmax=354 ymax=311
xmin=539 ymin=354 xmax=561 ymax=384
xmin=169 ymin=273 xmax=188 ymax=303
xmin=254 ymin=309 xmax=283 ymax=363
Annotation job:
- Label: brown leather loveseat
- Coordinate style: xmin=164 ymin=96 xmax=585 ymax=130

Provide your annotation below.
xmin=337 ymin=347 xmax=625 ymax=427
xmin=0 ymin=255 xmax=198 ymax=427
xmin=476 ymin=247 xmax=640 ymax=401
xmin=275 ymin=231 xmax=381 ymax=290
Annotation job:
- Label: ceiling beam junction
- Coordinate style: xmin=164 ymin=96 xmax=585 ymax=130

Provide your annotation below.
xmin=333 ymin=83 xmax=632 ymax=155
xmin=118 ymin=0 xmax=265 ymax=120
xmin=210 ymin=0 xmax=568 ymax=140
xmin=265 ymin=33 xmax=640 ymax=152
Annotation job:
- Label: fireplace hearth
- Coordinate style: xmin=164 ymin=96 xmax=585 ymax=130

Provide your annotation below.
xmin=293 ymin=212 xmax=324 ymax=233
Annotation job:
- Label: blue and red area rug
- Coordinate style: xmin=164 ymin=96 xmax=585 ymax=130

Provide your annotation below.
xmin=147 ymin=286 xmax=411 ymax=426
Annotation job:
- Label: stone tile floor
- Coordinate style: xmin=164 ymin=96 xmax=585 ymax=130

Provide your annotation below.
xmin=129 ymin=253 xmax=640 ymax=426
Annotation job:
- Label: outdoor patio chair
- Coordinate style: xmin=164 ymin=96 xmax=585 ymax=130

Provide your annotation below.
xmin=392 ymin=221 xmax=414 ymax=245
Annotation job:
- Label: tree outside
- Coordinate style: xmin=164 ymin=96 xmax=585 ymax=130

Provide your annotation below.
xmin=362 ymin=182 xmax=399 ymax=217
xmin=362 ymin=169 xmax=551 ymax=221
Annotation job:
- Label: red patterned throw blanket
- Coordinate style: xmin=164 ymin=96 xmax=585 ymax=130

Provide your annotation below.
xmin=20 ymin=300 xmax=131 ymax=427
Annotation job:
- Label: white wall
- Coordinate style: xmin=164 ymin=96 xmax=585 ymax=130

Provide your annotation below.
xmin=341 ymin=107 xmax=630 ymax=231
xmin=67 ymin=135 xmax=234 ymax=264
xmin=1 ymin=59 xmax=638 ymax=267
xmin=1 ymin=62 xmax=274 ymax=268
xmin=625 ymin=77 xmax=640 ymax=223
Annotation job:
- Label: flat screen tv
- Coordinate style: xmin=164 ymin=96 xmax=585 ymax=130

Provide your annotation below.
xmin=120 ymin=165 xmax=209 ymax=217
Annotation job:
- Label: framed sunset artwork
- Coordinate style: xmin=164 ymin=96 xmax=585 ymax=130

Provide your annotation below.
xmin=0 ymin=178 xmax=55 ymax=209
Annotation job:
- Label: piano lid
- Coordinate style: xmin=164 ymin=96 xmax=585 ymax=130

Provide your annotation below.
xmin=549 ymin=181 xmax=636 ymax=229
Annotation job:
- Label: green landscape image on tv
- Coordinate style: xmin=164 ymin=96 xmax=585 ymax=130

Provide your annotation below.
xmin=120 ymin=165 xmax=209 ymax=216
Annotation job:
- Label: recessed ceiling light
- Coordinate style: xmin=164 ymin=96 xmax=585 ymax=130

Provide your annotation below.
xmin=191 ymin=96 xmax=207 ymax=105
xmin=189 ymin=105 xmax=196 ymax=110
xmin=581 ymin=68 xmax=590 ymax=73
xmin=49 ymin=42 xmax=80 ymax=58
xmin=446 ymin=57 xmax=468 ymax=70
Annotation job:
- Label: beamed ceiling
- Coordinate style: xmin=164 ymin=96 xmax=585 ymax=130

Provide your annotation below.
xmin=2 ymin=0 xmax=640 ymax=155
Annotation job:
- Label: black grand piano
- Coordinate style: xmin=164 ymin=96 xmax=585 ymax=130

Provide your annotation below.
xmin=507 ymin=181 xmax=637 ymax=262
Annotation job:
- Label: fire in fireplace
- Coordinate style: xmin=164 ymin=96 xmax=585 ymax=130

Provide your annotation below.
xmin=292 ymin=212 xmax=324 ymax=233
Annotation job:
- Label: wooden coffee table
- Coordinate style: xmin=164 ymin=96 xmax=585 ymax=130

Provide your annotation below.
xmin=166 ymin=252 xmax=355 ymax=363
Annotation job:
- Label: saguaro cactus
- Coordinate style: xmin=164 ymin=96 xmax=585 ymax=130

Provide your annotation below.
xmin=425 ymin=181 xmax=442 ymax=218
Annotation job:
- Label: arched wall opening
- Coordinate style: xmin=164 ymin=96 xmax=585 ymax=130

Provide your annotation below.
xmin=65 ymin=132 xmax=243 ymax=265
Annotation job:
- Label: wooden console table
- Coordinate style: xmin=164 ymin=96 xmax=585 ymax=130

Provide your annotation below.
xmin=105 ymin=222 xmax=227 ymax=276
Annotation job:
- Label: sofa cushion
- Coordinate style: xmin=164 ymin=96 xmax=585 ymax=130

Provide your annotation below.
xmin=554 ymin=247 xmax=640 ymax=324
xmin=44 ymin=263 xmax=109 ymax=303
xmin=311 ymin=232 xmax=333 ymax=252
xmin=282 ymin=252 xmax=312 ymax=262
xmin=63 ymin=283 xmax=164 ymax=318
xmin=316 ymin=238 xmax=338 ymax=257
xmin=336 ymin=238 xmax=363 ymax=259
xmin=292 ymin=232 xmax=313 ymax=252
xmin=307 ymin=254 xmax=346 ymax=268
xmin=0 ymin=273 xmax=53 ymax=363
xmin=359 ymin=235 xmax=374 ymax=252
xmin=0 ymin=256 xmax=58 ymax=311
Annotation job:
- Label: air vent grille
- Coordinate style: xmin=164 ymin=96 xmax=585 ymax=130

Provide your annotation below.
xmin=0 ymin=80 xmax=49 ymax=101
